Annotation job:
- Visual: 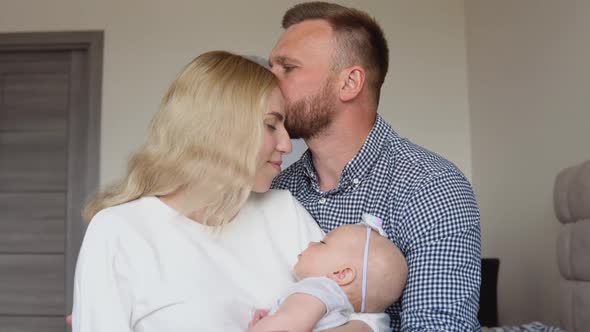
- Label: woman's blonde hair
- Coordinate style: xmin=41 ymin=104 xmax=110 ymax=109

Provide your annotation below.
xmin=84 ymin=51 xmax=277 ymax=226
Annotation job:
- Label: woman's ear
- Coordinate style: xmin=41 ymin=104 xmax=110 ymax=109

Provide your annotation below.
xmin=338 ymin=66 xmax=365 ymax=102
xmin=327 ymin=265 xmax=357 ymax=286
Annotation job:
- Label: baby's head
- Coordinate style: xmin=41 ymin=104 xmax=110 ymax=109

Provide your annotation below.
xmin=294 ymin=224 xmax=408 ymax=313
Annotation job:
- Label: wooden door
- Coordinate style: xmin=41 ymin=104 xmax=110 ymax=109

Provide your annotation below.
xmin=0 ymin=32 xmax=102 ymax=332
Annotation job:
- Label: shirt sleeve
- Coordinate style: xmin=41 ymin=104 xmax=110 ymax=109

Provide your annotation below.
xmin=399 ymin=170 xmax=481 ymax=331
xmin=72 ymin=211 xmax=135 ymax=332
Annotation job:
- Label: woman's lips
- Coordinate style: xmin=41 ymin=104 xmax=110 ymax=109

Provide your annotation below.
xmin=269 ymin=160 xmax=282 ymax=172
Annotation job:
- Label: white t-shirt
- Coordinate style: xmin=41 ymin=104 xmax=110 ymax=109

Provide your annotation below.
xmin=72 ymin=190 xmax=390 ymax=332
xmin=269 ymin=277 xmax=355 ymax=331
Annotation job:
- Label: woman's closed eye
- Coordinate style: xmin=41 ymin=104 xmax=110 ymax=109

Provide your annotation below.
xmin=264 ymin=112 xmax=284 ymax=131
xmin=264 ymin=117 xmax=278 ymax=131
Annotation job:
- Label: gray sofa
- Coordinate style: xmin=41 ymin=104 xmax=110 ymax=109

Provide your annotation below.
xmin=554 ymin=160 xmax=590 ymax=332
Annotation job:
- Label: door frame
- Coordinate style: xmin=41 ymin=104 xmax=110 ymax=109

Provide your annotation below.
xmin=0 ymin=31 xmax=103 ymax=315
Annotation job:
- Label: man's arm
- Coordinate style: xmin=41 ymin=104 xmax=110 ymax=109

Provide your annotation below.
xmin=400 ymin=170 xmax=481 ymax=331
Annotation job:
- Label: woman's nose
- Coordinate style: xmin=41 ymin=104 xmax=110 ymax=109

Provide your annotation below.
xmin=277 ymin=135 xmax=292 ymax=154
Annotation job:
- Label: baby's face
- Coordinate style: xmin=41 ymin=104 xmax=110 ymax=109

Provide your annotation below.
xmin=294 ymin=225 xmax=363 ymax=280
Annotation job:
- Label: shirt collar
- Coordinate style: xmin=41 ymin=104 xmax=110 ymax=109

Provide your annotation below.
xmin=300 ymin=114 xmax=393 ymax=192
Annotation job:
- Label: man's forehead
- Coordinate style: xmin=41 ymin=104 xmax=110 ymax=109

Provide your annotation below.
xmin=269 ymin=32 xmax=303 ymax=64
xmin=270 ymin=21 xmax=335 ymax=64
xmin=288 ymin=19 xmax=333 ymax=36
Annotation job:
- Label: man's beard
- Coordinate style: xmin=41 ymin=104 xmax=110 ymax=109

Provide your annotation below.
xmin=284 ymin=80 xmax=337 ymax=140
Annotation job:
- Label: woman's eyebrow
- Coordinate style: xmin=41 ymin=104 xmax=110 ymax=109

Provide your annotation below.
xmin=266 ymin=111 xmax=284 ymax=121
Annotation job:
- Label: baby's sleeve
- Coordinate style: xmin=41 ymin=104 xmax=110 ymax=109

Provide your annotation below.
xmin=287 ymin=277 xmax=393 ymax=332
xmin=289 ymin=277 xmax=350 ymax=312
xmin=285 ymin=277 xmax=354 ymax=331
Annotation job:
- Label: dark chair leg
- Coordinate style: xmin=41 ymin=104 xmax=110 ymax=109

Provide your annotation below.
xmin=479 ymin=258 xmax=500 ymax=327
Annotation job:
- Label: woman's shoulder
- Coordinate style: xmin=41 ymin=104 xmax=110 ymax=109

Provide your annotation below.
xmin=243 ymin=189 xmax=319 ymax=231
xmin=84 ymin=197 xmax=161 ymax=244
xmin=239 ymin=190 xmax=323 ymax=264
xmin=90 ymin=198 xmax=144 ymax=226
xmin=249 ymin=188 xmax=295 ymax=201
xmin=246 ymin=189 xmax=300 ymax=213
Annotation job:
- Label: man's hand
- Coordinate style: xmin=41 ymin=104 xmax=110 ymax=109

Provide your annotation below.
xmin=66 ymin=314 xmax=72 ymax=326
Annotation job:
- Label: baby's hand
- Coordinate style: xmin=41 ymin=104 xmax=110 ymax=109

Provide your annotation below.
xmin=248 ymin=309 xmax=269 ymax=328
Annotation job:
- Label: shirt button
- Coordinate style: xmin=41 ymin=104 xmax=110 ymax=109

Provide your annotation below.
xmin=319 ymin=198 xmax=327 ymax=204
xmin=352 ymin=178 xmax=360 ymax=185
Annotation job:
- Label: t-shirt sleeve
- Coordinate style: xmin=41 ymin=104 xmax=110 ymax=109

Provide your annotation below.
xmin=72 ymin=211 xmax=135 ymax=332
xmin=399 ymin=171 xmax=481 ymax=330
xmin=288 ymin=277 xmax=351 ymax=313
xmin=286 ymin=278 xmax=392 ymax=332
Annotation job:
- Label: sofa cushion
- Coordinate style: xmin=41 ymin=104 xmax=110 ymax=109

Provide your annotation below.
xmin=554 ymin=160 xmax=590 ymax=224
xmin=557 ymin=220 xmax=590 ymax=281
xmin=560 ymin=279 xmax=590 ymax=332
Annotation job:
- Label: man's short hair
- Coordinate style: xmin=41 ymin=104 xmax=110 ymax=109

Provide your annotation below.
xmin=282 ymin=2 xmax=389 ymax=102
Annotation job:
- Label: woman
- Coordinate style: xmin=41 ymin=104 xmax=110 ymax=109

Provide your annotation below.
xmin=72 ymin=51 xmax=389 ymax=331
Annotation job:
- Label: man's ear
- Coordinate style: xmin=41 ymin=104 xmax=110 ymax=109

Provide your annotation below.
xmin=327 ymin=265 xmax=356 ymax=286
xmin=338 ymin=66 xmax=365 ymax=102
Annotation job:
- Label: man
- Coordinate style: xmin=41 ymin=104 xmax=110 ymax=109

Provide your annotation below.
xmin=270 ymin=2 xmax=481 ymax=331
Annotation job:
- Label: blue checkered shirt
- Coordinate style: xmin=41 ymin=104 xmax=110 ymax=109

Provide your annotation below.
xmin=272 ymin=115 xmax=481 ymax=331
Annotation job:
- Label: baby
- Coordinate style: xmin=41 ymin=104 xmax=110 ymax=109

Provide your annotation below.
xmin=248 ymin=214 xmax=408 ymax=332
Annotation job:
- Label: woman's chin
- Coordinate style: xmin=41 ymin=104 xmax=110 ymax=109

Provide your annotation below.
xmin=251 ymin=182 xmax=272 ymax=193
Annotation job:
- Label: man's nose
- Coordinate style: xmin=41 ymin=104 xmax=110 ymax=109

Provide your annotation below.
xmin=270 ymin=64 xmax=281 ymax=78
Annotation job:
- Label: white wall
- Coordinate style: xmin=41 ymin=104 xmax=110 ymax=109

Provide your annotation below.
xmin=0 ymin=0 xmax=472 ymax=184
xmin=466 ymin=0 xmax=590 ymax=326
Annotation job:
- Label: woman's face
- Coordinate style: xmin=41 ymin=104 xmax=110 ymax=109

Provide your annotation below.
xmin=253 ymin=87 xmax=292 ymax=193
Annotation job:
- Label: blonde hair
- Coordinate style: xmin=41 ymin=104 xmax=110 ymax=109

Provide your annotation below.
xmin=84 ymin=51 xmax=277 ymax=226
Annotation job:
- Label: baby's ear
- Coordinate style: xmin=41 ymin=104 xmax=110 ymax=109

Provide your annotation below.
xmin=328 ymin=266 xmax=356 ymax=286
